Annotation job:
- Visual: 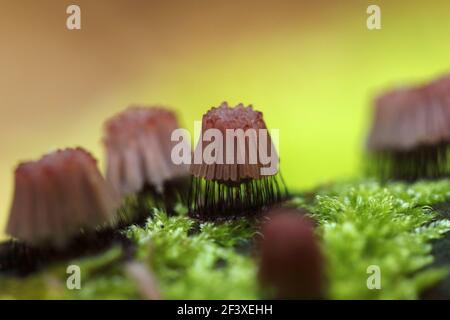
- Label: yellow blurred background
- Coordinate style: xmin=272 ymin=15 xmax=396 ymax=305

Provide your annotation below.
xmin=1 ymin=0 xmax=450 ymax=239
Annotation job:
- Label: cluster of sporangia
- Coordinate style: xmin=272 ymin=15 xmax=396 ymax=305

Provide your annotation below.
xmin=5 ymin=102 xmax=309 ymax=298
xmin=4 ymin=73 xmax=449 ymax=299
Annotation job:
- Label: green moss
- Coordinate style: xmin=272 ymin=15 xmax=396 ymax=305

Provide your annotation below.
xmin=298 ymin=179 xmax=450 ymax=299
xmin=0 ymin=246 xmax=139 ymax=299
xmin=124 ymin=209 xmax=259 ymax=299
xmin=1 ymin=179 xmax=450 ymax=299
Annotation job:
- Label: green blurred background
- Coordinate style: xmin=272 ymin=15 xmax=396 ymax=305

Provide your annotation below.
xmin=1 ymin=0 xmax=450 ymax=239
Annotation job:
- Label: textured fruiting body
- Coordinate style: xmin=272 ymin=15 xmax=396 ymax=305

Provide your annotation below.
xmin=6 ymin=148 xmax=119 ymax=247
xmin=104 ymin=106 xmax=189 ymax=218
xmin=367 ymin=75 xmax=450 ymax=180
xmin=190 ymin=102 xmax=272 ymax=182
xmin=104 ymin=106 xmax=188 ymax=195
xmin=258 ymin=209 xmax=324 ymax=299
xmin=189 ymin=102 xmax=288 ymax=219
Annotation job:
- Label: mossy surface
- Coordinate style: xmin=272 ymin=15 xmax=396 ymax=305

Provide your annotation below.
xmin=1 ymin=179 xmax=450 ymax=299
